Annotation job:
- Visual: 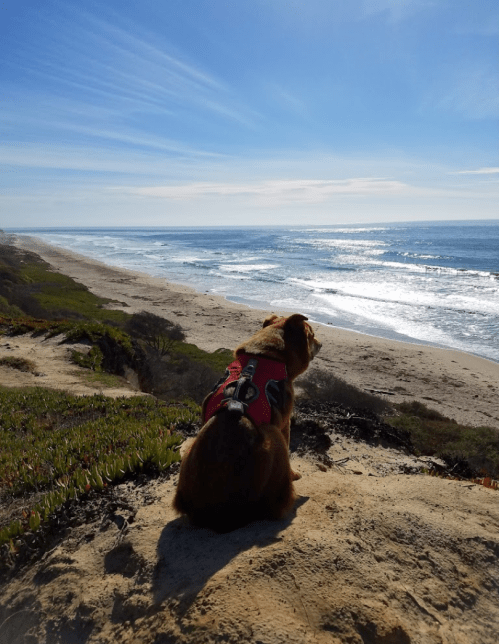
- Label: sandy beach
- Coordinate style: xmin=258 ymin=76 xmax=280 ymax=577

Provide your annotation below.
xmin=13 ymin=235 xmax=499 ymax=429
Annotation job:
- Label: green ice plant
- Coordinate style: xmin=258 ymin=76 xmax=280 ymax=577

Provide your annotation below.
xmin=0 ymin=387 xmax=198 ymax=548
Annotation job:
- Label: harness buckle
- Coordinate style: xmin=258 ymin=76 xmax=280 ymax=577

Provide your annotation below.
xmin=240 ymin=358 xmax=258 ymax=378
xmin=226 ymin=400 xmax=245 ymax=416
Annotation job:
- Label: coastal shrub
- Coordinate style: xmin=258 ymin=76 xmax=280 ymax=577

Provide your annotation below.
xmin=8 ymin=292 xmax=50 ymax=320
xmin=62 ymin=320 xmax=137 ymax=379
xmin=0 ymin=387 xmax=198 ymax=549
xmin=71 ymin=346 xmax=104 ymax=371
xmin=125 ymin=310 xmax=185 ymax=356
xmin=396 ymin=400 xmax=448 ymax=421
xmin=142 ymin=348 xmax=221 ymax=404
xmin=121 ymin=314 xmax=232 ymax=402
xmin=172 ymin=343 xmax=233 ymax=373
xmin=0 ymin=356 xmax=38 ymax=373
xmin=0 ymin=244 xmax=129 ymax=325
xmin=297 ymin=368 xmax=391 ymax=415
xmin=0 ymin=295 xmax=23 ymax=318
xmin=60 ymin=321 xmax=134 ymax=354
xmin=0 ymin=316 xmax=65 ymax=336
xmin=386 ymin=402 xmax=499 ymax=479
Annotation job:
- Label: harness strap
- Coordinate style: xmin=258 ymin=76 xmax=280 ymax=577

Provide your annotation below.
xmin=203 ymin=354 xmax=287 ymax=425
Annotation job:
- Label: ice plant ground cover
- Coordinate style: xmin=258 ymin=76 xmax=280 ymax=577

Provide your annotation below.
xmin=0 ymin=387 xmax=197 ymax=549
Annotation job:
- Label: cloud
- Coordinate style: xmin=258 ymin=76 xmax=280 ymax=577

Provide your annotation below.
xmin=361 ymin=0 xmax=433 ymax=22
xmin=434 ymin=64 xmax=499 ymax=120
xmin=0 ymin=143 xmax=207 ymax=175
xmin=455 ymin=167 xmax=499 ymax=175
xmin=5 ymin=5 xmax=255 ymax=128
xmin=122 ymin=178 xmax=410 ymax=205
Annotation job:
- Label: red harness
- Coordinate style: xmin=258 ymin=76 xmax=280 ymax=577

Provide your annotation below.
xmin=203 ymin=354 xmax=288 ymax=426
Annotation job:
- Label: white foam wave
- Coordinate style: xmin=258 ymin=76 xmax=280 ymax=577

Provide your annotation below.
xmin=303 ymin=238 xmax=386 ymax=249
xmin=220 ymin=264 xmax=279 ymax=273
xmin=302 ymin=227 xmax=389 ymax=234
xmin=13 ymin=226 xmax=498 ymax=362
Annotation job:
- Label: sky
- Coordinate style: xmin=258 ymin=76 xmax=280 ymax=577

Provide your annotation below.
xmin=1 ymin=0 xmax=498 ymax=227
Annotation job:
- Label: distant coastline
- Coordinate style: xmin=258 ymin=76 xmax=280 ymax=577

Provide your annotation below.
xmin=7 ymin=222 xmax=499 ymax=363
xmin=12 ymin=233 xmax=499 ymax=430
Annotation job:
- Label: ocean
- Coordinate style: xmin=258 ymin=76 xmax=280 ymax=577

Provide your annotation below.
xmin=8 ymin=221 xmax=499 ymax=363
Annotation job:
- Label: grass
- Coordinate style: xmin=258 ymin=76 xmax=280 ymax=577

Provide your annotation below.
xmin=171 ymin=341 xmax=233 ymax=373
xmin=8 ymin=249 xmax=129 ymax=324
xmin=0 ymin=386 xmax=199 ymax=549
xmin=76 ymin=369 xmax=129 ymax=389
xmin=386 ymin=400 xmax=499 ymax=480
xmin=0 ymin=356 xmax=38 ymax=373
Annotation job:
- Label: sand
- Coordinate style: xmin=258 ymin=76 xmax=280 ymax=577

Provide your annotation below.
xmin=1 ymin=235 xmax=498 ymax=644
xmin=12 ymin=235 xmax=499 ymax=429
xmin=1 ymin=435 xmax=499 ymax=643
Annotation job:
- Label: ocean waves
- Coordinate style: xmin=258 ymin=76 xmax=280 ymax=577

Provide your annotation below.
xmin=9 ymin=222 xmax=499 ymax=362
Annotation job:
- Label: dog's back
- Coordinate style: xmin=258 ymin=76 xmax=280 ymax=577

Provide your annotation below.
xmin=173 ymin=314 xmax=320 ymax=532
xmin=173 ymin=410 xmax=295 ymax=532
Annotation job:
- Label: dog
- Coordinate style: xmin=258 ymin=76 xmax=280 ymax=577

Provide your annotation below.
xmin=172 ymin=313 xmax=321 ymax=532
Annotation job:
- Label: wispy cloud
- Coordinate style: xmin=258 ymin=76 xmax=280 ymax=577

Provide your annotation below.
xmin=5 ymin=4 xmax=257 ymax=134
xmin=0 ymin=143 xmax=217 ymax=175
xmin=455 ymin=167 xmax=499 ymax=175
xmin=264 ymin=83 xmax=309 ymax=117
xmin=361 ymin=0 xmax=433 ymax=22
xmin=123 ymin=178 xmax=410 ymax=205
xmin=434 ymin=64 xmax=499 ymax=120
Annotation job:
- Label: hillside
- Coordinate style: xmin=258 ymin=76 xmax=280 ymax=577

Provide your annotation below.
xmin=1 ymin=416 xmax=498 ymax=644
xmin=0 ymin=236 xmax=498 ymax=643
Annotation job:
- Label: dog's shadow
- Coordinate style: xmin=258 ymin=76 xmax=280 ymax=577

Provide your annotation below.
xmin=152 ymin=496 xmax=308 ymax=610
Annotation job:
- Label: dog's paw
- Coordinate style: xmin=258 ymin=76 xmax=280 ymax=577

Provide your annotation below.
xmin=291 ymin=470 xmax=302 ymax=481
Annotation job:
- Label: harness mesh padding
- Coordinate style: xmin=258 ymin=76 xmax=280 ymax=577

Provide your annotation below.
xmin=203 ymin=354 xmax=287 ymax=425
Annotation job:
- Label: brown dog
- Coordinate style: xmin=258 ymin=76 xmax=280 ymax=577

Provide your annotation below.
xmin=172 ymin=313 xmax=321 ymax=532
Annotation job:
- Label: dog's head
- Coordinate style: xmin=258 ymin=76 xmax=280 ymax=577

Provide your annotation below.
xmin=237 ymin=313 xmax=321 ymax=380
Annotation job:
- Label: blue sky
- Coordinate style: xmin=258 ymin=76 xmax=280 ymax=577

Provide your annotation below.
xmin=1 ymin=0 xmax=498 ymax=226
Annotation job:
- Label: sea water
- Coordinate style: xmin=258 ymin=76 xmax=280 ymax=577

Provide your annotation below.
xmin=8 ymin=221 xmax=499 ymax=362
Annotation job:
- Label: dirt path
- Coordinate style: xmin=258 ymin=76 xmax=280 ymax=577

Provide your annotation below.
xmin=0 ymin=332 xmax=144 ymax=398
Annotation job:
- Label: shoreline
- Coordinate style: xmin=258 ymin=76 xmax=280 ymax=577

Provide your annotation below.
xmin=226 ymin=292 xmax=499 ymax=366
xmin=13 ymin=234 xmax=499 ymax=429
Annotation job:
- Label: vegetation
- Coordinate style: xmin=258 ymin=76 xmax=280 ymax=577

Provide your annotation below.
xmin=0 ymin=242 xmax=128 ymax=324
xmin=0 ymin=295 xmax=23 ymax=318
xmin=0 ymin=387 xmax=198 ymax=549
xmin=386 ymin=400 xmax=499 ymax=480
xmin=172 ymin=341 xmax=233 ymax=373
xmin=0 ymin=240 xmax=224 ymax=557
xmin=125 ymin=310 xmax=185 ymax=356
xmin=298 ymin=368 xmax=392 ymax=415
xmin=1 ymin=235 xmax=497 ymax=560
xmin=299 ymin=370 xmax=499 ymax=483
xmin=0 ymin=356 xmax=38 ymax=373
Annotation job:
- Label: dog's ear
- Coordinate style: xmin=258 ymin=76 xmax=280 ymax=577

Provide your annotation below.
xmin=262 ymin=314 xmax=279 ymax=328
xmin=283 ymin=314 xmax=308 ymax=329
